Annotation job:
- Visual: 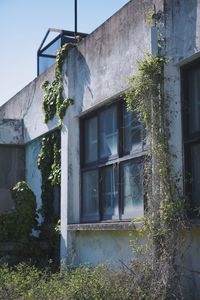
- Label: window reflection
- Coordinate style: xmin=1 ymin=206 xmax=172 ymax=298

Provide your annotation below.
xmin=101 ymin=165 xmax=118 ymax=220
xmin=188 ymin=68 xmax=200 ymax=134
xmin=121 ymin=159 xmax=143 ymax=219
xmin=123 ymin=108 xmax=142 ymax=153
xmin=84 ymin=117 xmax=97 ymax=163
xmin=99 ymin=106 xmax=118 ymax=159
xmin=82 ymin=170 xmax=99 ymax=220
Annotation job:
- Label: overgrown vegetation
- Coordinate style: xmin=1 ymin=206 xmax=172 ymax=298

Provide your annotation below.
xmin=125 ymin=54 xmax=187 ymax=299
xmin=0 ymin=181 xmax=38 ymax=242
xmin=37 ymin=130 xmax=61 ymax=261
xmin=38 ymin=42 xmax=76 ymax=251
xmin=37 ymin=129 xmax=61 ymax=223
xmin=41 ymin=43 xmax=75 ymax=127
xmin=0 ymin=263 xmax=131 ymax=300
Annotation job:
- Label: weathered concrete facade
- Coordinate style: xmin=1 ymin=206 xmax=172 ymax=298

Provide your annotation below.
xmin=60 ymin=0 xmax=155 ymax=265
xmin=1 ymin=0 xmax=200 ymax=297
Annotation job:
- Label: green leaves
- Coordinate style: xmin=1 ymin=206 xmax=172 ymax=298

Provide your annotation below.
xmin=125 ymin=54 xmax=166 ymax=131
xmin=125 ymin=54 xmax=187 ymax=298
xmin=41 ymin=43 xmax=75 ymax=126
xmin=0 ymin=264 xmax=131 ymax=300
xmin=0 ymin=181 xmax=38 ymax=242
xmin=37 ymin=129 xmax=61 ymax=228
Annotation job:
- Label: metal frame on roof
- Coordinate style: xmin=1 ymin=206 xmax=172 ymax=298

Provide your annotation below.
xmin=37 ymin=28 xmax=88 ymax=75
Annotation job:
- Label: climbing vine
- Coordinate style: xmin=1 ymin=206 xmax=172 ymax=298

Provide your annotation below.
xmin=37 ymin=129 xmax=61 ymax=224
xmin=38 ymin=41 xmax=76 ymax=260
xmin=37 ymin=129 xmax=61 ymax=262
xmin=125 ymin=54 xmax=187 ymax=299
xmin=39 ymin=42 xmax=76 ymax=223
xmin=41 ymin=42 xmax=75 ymax=127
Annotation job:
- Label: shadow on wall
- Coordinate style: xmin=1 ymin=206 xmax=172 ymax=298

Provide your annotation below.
xmin=64 ymin=47 xmax=91 ymax=114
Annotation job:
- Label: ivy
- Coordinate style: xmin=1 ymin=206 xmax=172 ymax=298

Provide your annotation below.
xmin=39 ymin=43 xmax=74 ymax=222
xmin=125 ymin=54 xmax=187 ymax=299
xmin=38 ymin=42 xmax=75 ymax=261
xmin=37 ymin=130 xmax=61 ymax=224
xmin=0 ymin=181 xmax=38 ymax=242
xmin=41 ymin=43 xmax=75 ymax=127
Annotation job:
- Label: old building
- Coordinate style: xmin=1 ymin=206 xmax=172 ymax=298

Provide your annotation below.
xmin=0 ymin=0 xmax=200 ymax=297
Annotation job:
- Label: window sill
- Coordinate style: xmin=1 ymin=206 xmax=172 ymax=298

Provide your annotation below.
xmin=67 ymin=221 xmax=143 ymax=231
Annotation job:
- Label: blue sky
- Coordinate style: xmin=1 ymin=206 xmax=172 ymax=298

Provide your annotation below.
xmin=0 ymin=0 xmax=129 ymax=106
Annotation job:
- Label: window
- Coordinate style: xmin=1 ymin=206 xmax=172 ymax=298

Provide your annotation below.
xmin=182 ymin=61 xmax=200 ymax=216
xmin=81 ymin=101 xmax=145 ymax=222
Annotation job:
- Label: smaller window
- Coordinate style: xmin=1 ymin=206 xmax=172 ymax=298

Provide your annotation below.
xmin=121 ymin=158 xmax=144 ymax=219
xmin=182 ymin=61 xmax=200 ymax=216
xmin=82 ymin=170 xmax=99 ymax=221
xmin=188 ymin=68 xmax=200 ymax=135
xmin=100 ymin=164 xmax=119 ymax=220
xmin=99 ymin=106 xmax=118 ymax=159
xmin=123 ymin=108 xmax=142 ymax=154
xmin=190 ymin=143 xmax=200 ymax=209
xmin=84 ymin=117 xmax=97 ymax=164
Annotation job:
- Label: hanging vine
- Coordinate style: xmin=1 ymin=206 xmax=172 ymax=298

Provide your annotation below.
xmin=41 ymin=42 xmax=75 ymax=127
xmin=125 ymin=54 xmax=187 ymax=299
xmin=38 ymin=42 xmax=76 ymax=225
xmin=37 ymin=130 xmax=61 ymax=224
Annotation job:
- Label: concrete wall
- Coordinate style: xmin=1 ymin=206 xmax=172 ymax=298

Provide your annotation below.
xmin=60 ymin=0 xmax=158 ymax=264
xmin=70 ymin=231 xmax=134 ymax=267
xmin=0 ymin=65 xmax=58 ymax=143
xmin=164 ymin=0 xmax=200 ymax=178
xmin=0 ymin=119 xmax=23 ymax=145
xmin=1 ymin=0 xmax=200 ymax=295
xmin=163 ymin=1 xmax=200 ymax=297
xmin=0 ymin=64 xmax=57 ymax=217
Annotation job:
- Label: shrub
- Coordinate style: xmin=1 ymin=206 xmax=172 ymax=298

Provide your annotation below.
xmin=0 ymin=263 xmax=131 ymax=300
xmin=0 ymin=181 xmax=38 ymax=242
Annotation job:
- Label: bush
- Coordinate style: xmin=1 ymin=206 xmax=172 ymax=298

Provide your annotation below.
xmin=0 ymin=181 xmax=38 ymax=242
xmin=0 ymin=263 xmax=131 ymax=300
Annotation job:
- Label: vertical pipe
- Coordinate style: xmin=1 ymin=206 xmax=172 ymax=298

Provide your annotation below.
xmin=75 ymin=0 xmax=77 ymax=35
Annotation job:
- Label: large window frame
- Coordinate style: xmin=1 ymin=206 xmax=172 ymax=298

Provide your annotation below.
xmin=80 ymin=100 xmax=146 ymax=223
xmin=181 ymin=60 xmax=200 ymax=217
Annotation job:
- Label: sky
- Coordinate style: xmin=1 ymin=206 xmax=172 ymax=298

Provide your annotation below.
xmin=0 ymin=0 xmax=129 ymax=106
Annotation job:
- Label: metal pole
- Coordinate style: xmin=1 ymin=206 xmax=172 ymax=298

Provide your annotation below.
xmin=75 ymin=0 xmax=77 ymax=35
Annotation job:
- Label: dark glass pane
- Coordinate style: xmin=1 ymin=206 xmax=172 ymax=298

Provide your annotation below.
xmin=84 ymin=117 xmax=97 ymax=164
xmin=121 ymin=159 xmax=143 ymax=219
xmin=188 ymin=68 xmax=200 ymax=134
xmin=82 ymin=170 xmax=99 ymax=220
xmin=123 ymin=108 xmax=142 ymax=153
xmin=101 ymin=165 xmax=119 ymax=219
xmin=191 ymin=143 xmax=200 ymax=210
xmin=99 ymin=106 xmax=118 ymax=159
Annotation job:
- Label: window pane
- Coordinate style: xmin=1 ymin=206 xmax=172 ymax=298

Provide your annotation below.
xmin=191 ymin=143 xmax=200 ymax=210
xmin=42 ymin=38 xmax=61 ymax=56
xmin=123 ymin=108 xmax=142 ymax=153
xmin=82 ymin=170 xmax=99 ymax=219
xmin=84 ymin=117 xmax=97 ymax=163
xmin=101 ymin=165 xmax=119 ymax=219
xmin=121 ymin=159 xmax=143 ymax=219
xmin=188 ymin=68 xmax=200 ymax=134
xmin=39 ymin=57 xmax=56 ymax=75
xmin=99 ymin=106 xmax=118 ymax=159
